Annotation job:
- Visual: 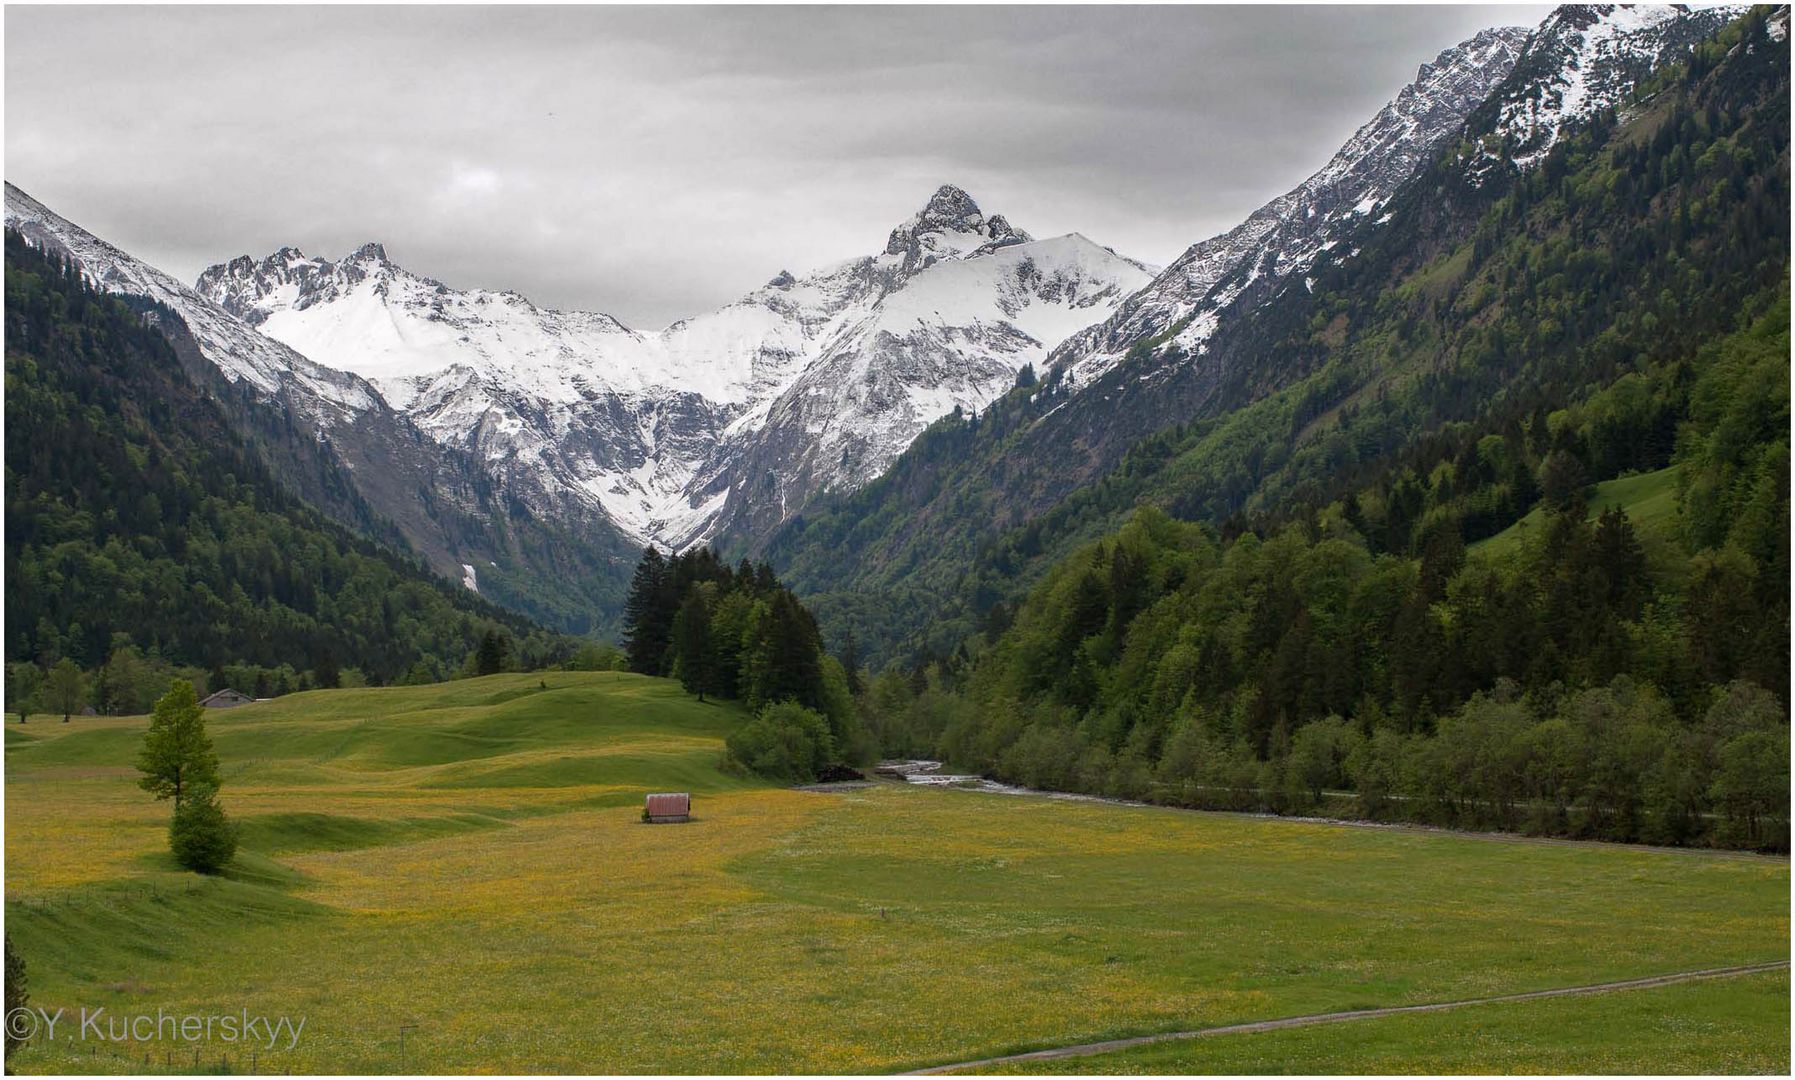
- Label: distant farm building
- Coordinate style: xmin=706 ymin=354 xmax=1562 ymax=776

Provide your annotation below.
xmin=199 ymin=688 xmax=254 ymax=709
xmin=644 ymin=792 xmax=691 ymax=823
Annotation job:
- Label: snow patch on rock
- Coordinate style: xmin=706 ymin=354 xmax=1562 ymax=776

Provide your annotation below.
xmin=196 ymin=185 xmax=1152 ymax=548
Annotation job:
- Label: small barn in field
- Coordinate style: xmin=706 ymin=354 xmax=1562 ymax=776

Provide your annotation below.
xmin=199 ymin=688 xmax=254 ymax=709
xmin=644 ymin=792 xmax=691 ymax=824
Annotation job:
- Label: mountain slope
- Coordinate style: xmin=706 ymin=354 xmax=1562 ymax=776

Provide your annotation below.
xmin=927 ymin=9 xmax=1790 ymax=846
xmin=1049 ymin=24 xmax=1532 ymax=388
xmin=196 ymin=186 xmax=1154 ymax=550
xmin=757 ymin=20 xmax=1537 ymax=661
xmin=761 ymin=4 xmax=1786 ymax=667
xmin=3 ymin=230 xmax=565 ymax=680
xmin=1472 ymin=2 xmax=1751 ymax=173
xmin=1049 ymin=4 xmax=1747 ymax=390
xmin=4 ymin=183 xmax=639 ymax=634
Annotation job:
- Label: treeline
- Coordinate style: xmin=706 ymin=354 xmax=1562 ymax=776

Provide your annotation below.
xmin=3 ymin=231 xmax=575 ymax=694
xmin=989 ymin=498 xmax=1781 ymax=837
xmin=620 ymin=546 xmax=870 ymax=779
xmin=862 ymin=484 xmax=1787 ymax=850
xmin=5 ymin=630 xmax=627 ymax=723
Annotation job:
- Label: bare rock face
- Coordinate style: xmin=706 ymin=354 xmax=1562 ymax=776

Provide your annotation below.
xmin=882 ymin=184 xmax=1031 ymax=271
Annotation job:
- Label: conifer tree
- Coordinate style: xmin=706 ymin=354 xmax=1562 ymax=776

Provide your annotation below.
xmin=839 ymin=630 xmax=864 ymax=697
xmin=168 ymin=782 xmax=238 ymax=874
xmin=474 ymin=629 xmax=511 ymax=676
xmin=622 ymin=547 xmax=674 ymax=674
xmin=673 ymin=588 xmax=716 ymax=702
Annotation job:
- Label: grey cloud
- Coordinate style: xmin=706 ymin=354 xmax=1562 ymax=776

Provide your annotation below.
xmin=5 ymin=5 xmax=1551 ymax=328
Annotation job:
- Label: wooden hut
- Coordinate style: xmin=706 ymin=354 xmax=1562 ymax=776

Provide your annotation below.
xmin=644 ymin=792 xmax=691 ymax=824
xmin=199 ymin=688 xmax=254 ymax=709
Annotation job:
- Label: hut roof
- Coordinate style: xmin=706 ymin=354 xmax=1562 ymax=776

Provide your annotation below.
xmin=645 ymin=792 xmax=690 ymax=816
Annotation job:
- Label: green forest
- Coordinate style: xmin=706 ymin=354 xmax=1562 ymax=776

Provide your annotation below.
xmin=855 ymin=286 xmax=1789 ymax=850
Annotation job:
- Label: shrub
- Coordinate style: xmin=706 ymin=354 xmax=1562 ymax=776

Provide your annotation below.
xmin=725 ymin=701 xmax=835 ymax=783
xmin=169 ymin=784 xmax=238 ymax=873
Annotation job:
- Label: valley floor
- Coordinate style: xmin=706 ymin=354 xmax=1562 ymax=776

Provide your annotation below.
xmin=4 ymin=673 xmax=1788 ymax=1074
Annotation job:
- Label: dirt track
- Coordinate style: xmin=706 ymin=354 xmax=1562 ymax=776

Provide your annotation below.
xmin=903 ymin=960 xmax=1792 ymax=1074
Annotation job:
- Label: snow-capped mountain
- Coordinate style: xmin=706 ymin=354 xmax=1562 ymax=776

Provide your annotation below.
xmin=696 ymin=228 xmax=1155 ymax=544
xmin=1045 ymin=5 xmax=1744 ymax=389
xmin=197 ymin=185 xmax=1154 ymax=548
xmin=1474 ymin=3 xmax=1750 ymax=173
xmin=197 ymin=240 xmax=744 ymax=545
xmin=1046 ymin=25 xmax=1533 ymax=387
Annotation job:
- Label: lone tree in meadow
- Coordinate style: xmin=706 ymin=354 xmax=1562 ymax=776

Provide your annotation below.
xmin=42 ymin=657 xmax=86 ymax=723
xmin=137 ymin=679 xmax=220 ymax=809
xmin=168 ymin=782 xmax=238 ymax=874
xmin=6 ymin=661 xmax=42 ymax=725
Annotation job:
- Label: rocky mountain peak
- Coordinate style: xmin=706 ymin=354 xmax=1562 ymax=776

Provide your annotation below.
xmin=910 ymin=183 xmax=984 ymax=234
xmin=351 ymin=241 xmax=389 ymax=263
xmin=883 ymin=184 xmax=1031 ymax=265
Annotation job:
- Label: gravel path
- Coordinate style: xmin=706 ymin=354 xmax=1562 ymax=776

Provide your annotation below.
xmin=904 ymin=960 xmax=1792 ymax=1074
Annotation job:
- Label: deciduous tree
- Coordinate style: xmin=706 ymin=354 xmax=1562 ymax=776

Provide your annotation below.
xmin=43 ymin=657 xmax=86 ymax=723
xmin=137 ymin=679 xmax=220 ymax=809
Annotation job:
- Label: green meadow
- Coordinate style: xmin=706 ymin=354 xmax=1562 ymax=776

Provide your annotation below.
xmin=4 ymin=673 xmax=1788 ymax=1073
xmin=1471 ymin=463 xmax=1684 ymax=563
xmin=962 ymin=970 xmax=1791 ymax=1074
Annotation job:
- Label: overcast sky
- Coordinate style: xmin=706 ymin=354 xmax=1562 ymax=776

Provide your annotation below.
xmin=6 ymin=5 xmax=1552 ymax=329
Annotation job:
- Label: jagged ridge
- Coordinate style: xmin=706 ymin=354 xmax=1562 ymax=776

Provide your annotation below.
xmin=195 ymin=184 xmax=1155 ymax=550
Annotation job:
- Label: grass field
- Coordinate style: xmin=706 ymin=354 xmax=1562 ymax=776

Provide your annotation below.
xmin=960 ymin=969 xmax=1791 ymax=1074
xmin=4 ymin=672 xmax=1788 ymax=1073
xmin=1470 ymin=463 xmax=1683 ymax=564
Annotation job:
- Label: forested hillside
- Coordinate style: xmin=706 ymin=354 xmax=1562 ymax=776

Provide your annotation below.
xmin=4 ymin=232 xmax=570 ymax=699
xmin=847 ymin=9 xmax=1790 ymax=850
xmin=766 ymin=7 xmax=1790 ymax=672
